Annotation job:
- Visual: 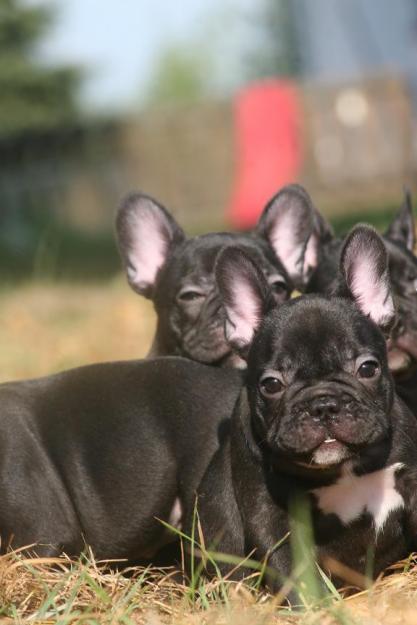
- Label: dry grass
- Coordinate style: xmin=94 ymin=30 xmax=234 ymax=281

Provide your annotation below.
xmin=1 ymin=278 xmax=417 ymax=624
xmin=0 ymin=276 xmax=155 ymax=383
xmin=0 ymin=549 xmax=417 ymax=625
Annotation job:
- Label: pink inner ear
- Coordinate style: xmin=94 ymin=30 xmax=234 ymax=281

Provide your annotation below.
xmin=350 ymin=252 xmax=394 ymax=325
xmin=225 ymin=277 xmax=261 ymax=346
xmin=127 ymin=209 xmax=168 ymax=288
xmin=303 ymin=233 xmax=318 ymax=279
xmin=268 ymin=210 xmax=303 ymax=280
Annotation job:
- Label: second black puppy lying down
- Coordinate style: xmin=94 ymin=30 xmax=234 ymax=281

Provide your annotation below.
xmin=193 ymin=226 xmax=417 ymax=592
xmin=0 ymin=358 xmax=242 ymax=558
xmin=116 ymin=184 xmax=317 ymax=366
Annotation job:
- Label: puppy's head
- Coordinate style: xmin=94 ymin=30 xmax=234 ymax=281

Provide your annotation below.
xmin=115 ymin=185 xmax=315 ymax=365
xmin=216 ymin=225 xmax=395 ymax=474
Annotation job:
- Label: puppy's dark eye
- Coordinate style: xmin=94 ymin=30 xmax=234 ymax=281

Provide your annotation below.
xmin=260 ymin=376 xmax=283 ymax=397
xmin=178 ymin=290 xmax=204 ymax=302
xmin=357 ymin=360 xmax=379 ymax=379
xmin=270 ymin=280 xmax=288 ymax=295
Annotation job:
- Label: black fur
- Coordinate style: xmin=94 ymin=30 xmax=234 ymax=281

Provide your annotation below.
xmin=0 ymin=358 xmax=242 ymax=558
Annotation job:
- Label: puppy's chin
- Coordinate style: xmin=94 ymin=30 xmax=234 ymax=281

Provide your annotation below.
xmin=312 ymin=440 xmax=350 ymax=466
xmin=295 ymin=440 xmax=351 ymax=470
xmin=184 ymin=342 xmax=233 ymax=367
xmin=218 ymin=352 xmax=247 ymax=369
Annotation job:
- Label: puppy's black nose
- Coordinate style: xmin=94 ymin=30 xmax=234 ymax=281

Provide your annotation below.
xmin=310 ymin=395 xmax=340 ymax=420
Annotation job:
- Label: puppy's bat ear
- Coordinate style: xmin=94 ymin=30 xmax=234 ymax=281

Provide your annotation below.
xmin=255 ymin=184 xmax=318 ymax=287
xmin=116 ymin=192 xmax=185 ymax=298
xmin=340 ymin=225 xmax=395 ymax=329
xmin=216 ymin=247 xmax=274 ymax=357
xmin=385 ymin=187 xmax=415 ymax=253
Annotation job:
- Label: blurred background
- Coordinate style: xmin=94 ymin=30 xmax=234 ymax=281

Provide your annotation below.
xmin=0 ymin=0 xmax=416 ymax=380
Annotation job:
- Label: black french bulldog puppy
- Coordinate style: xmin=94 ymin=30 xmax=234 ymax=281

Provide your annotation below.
xmin=192 ymin=226 xmax=417 ymax=595
xmin=0 ymin=357 xmax=242 ymax=558
xmin=116 ymin=184 xmax=317 ymax=366
xmin=307 ymin=190 xmax=417 ymax=412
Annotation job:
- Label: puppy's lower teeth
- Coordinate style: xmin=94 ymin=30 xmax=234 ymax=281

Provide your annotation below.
xmin=324 ymin=438 xmax=336 ymax=443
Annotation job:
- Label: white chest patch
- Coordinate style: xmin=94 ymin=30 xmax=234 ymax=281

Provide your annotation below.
xmin=311 ymin=463 xmax=404 ymax=533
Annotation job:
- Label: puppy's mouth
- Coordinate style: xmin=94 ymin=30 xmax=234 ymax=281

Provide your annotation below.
xmin=183 ymin=325 xmax=236 ymax=366
xmin=295 ymin=438 xmax=352 ymax=470
xmin=184 ymin=338 xmax=231 ymax=366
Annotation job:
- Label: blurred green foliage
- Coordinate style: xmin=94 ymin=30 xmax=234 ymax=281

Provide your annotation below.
xmin=331 ymin=205 xmax=396 ymax=236
xmin=145 ymin=44 xmax=209 ymax=106
xmin=0 ymin=213 xmax=119 ymax=284
xmin=0 ymin=0 xmax=81 ymax=138
xmin=0 ymin=201 xmax=401 ymax=283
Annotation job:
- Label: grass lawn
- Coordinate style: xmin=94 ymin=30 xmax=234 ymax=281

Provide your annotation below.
xmin=0 ymin=277 xmax=154 ymax=382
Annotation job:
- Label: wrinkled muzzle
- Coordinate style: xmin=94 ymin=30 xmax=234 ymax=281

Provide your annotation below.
xmin=269 ymin=384 xmax=388 ymax=467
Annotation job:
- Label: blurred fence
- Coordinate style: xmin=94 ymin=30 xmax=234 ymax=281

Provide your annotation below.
xmin=0 ymin=73 xmax=415 ymax=277
xmin=301 ymin=75 xmax=415 ymax=211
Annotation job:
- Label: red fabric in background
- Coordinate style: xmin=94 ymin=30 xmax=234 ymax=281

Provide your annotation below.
xmin=228 ymin=80 xmax=303 ymax=229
